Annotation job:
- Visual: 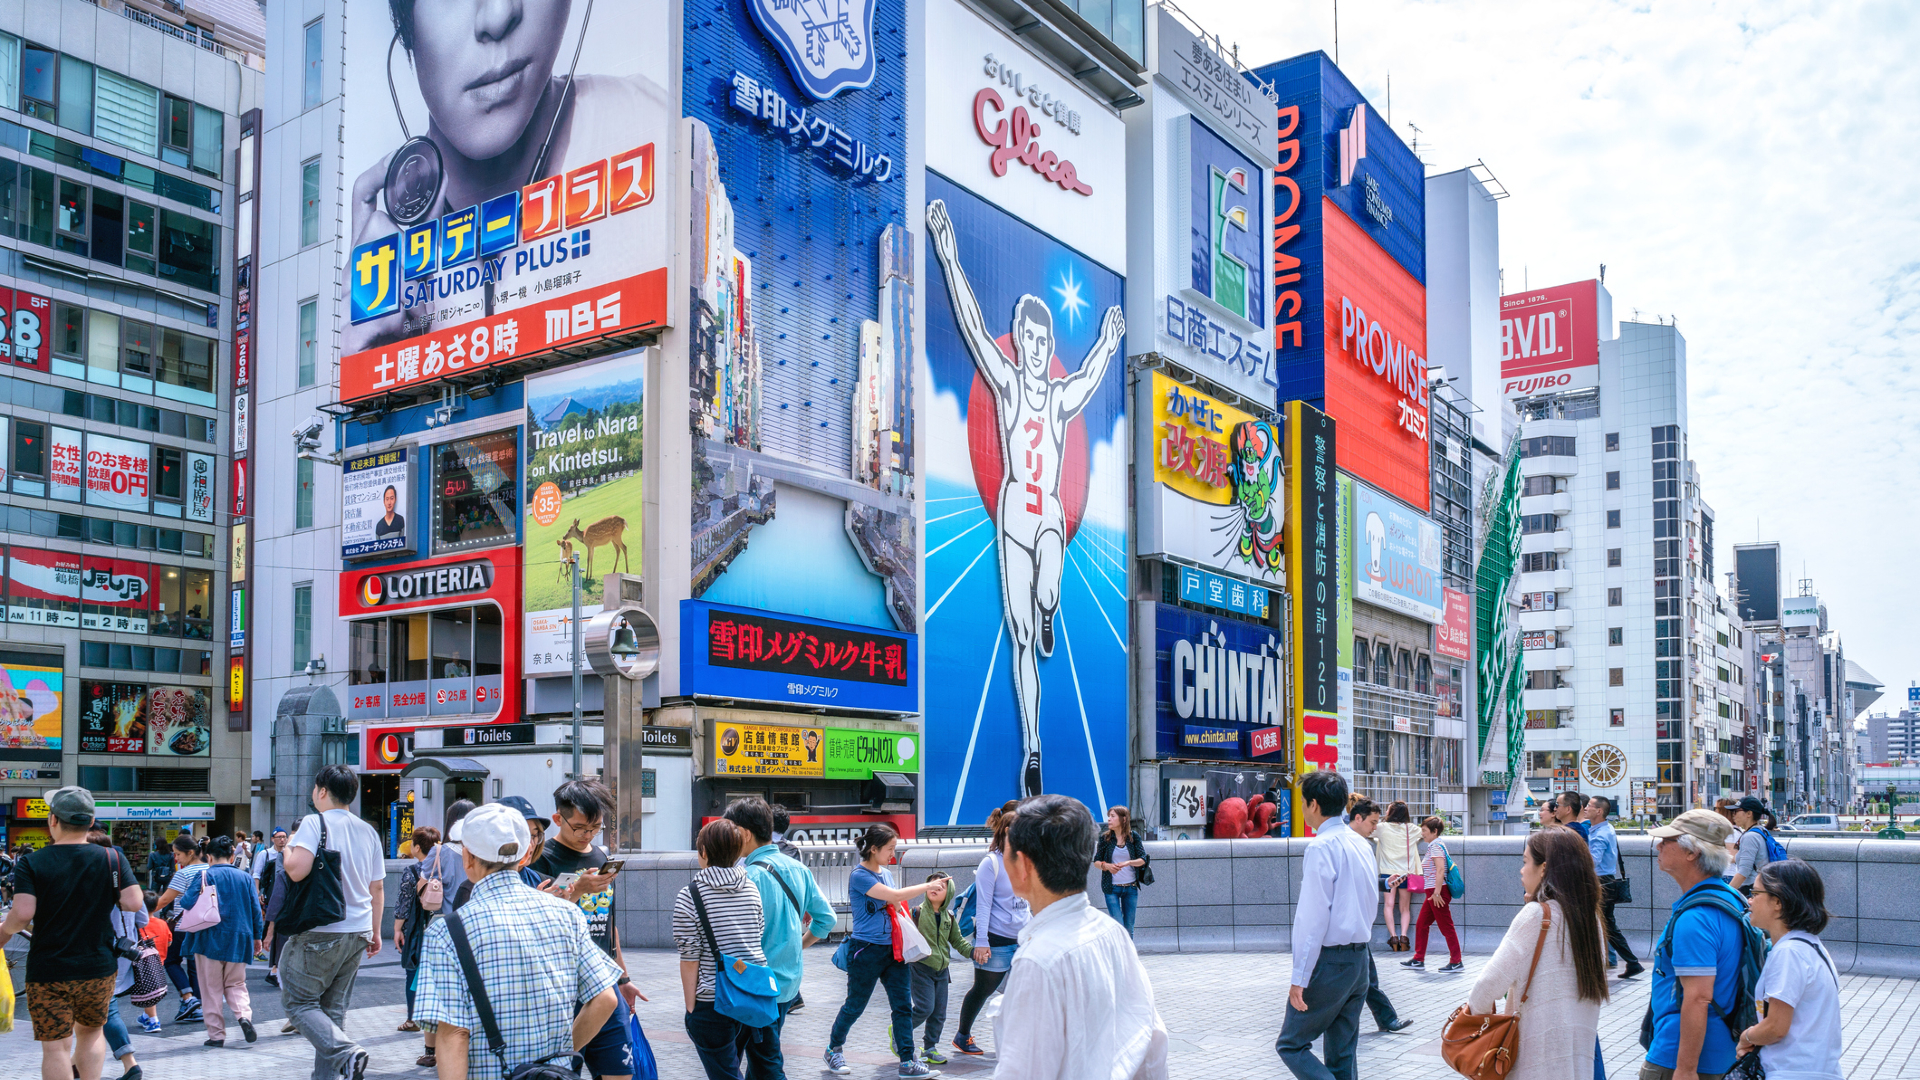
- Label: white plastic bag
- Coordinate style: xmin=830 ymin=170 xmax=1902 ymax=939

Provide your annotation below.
xmin=894 ymin=905 xmax=933 ymax=964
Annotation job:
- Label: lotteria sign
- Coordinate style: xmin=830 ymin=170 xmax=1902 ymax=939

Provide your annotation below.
xmin=1153 ymin=603 xmax=1286 ymax=761
xmin=339 ymin=549 xmax=521 ymax=724
xmin=355 ymin=560 xmax=493 ymax=608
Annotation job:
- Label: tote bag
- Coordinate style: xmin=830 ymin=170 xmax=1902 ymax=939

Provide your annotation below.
xmin=1404 ymin=830 xmax=1426 ymax=892
xmin=176 ymin=874 xmax=223 ymax=932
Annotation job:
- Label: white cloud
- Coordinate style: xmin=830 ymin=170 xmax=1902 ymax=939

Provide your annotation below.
xmin=1177 ymin=0 xmax=1920 ymax=695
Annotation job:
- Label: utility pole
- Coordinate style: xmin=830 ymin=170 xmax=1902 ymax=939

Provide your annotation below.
xmin=570 ymin=553 xmax=584 ymax=781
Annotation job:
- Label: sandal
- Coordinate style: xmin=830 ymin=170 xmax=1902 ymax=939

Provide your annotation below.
xmin=399 ymin=1020 xmax=420 ymax=1032
xmin=416 ymin=1053 xmax=437 ymax=1069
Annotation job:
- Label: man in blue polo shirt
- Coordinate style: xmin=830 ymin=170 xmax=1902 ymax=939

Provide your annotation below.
xmin=1644 ymin=808 xmax=1751 ymax=1080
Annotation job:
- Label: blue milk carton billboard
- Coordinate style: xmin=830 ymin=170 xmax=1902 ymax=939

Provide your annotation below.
xmin=922 ymin=174 xmax=1128 ymax=820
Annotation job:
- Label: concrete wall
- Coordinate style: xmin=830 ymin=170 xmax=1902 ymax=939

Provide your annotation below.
xmin=602 ymin=834 xmax=1920 ymax=978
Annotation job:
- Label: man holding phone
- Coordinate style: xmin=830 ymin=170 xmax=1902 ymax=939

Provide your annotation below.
xmin=530 ymin=780 xmax=643 ymax=1080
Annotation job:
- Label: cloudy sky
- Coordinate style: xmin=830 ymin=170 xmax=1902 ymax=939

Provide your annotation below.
xmin=1177 ymin=0 xmax=1920 ymax=709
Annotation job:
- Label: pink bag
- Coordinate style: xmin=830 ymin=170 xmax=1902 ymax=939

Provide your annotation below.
xmin=176 ymin=875 xmax=222 ymax=932
xmin=1404 ymin=830 xmax=1426 ymax=892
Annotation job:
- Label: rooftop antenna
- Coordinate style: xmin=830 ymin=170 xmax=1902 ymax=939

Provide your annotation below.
xmin=1599 ymin=263 xmax=1606 ymax=284
xmin=1333 ymin=0 xmax=1339 ymax=64
xmin=1387 ymin=73 xmax=1391 ymax=127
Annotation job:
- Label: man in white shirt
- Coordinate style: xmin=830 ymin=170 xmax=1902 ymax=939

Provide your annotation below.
xmin=1277 ymin=770 xmax=1377 ymax=1080
xmin=993 ymin=794 xmax=1169 ymax=1080
xmin=280 ymin=765 xmax=387 ymax=1080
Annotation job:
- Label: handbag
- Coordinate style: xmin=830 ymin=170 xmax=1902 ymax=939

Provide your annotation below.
xmin=1404 ymin=830 xmax=1426 ymax=892
xmin=445 ymin=910 xmax=584 ymax=1080
xmin=277 ymin=813 xmax=347 ymax=938
xmin=176 ymin=872 xmax=223 ymax=932
xmin=419 ymin=865 xmax=445 ymax=912
xmin=1602 ymin=875 xmax=1633 ymax=905
xmin=1440 ymin=903 xmax=1552 ymax=1080
xmin=895 ymin=904 xmax=932 ymax=964
xmin=832 ymin=939 xmax=851 ymax=972
xmin=689 ymin=882 xmax=781 ymax=1028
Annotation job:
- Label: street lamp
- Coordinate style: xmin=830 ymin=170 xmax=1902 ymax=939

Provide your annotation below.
xmin=569 ymin=553 xmax=585 ymax=783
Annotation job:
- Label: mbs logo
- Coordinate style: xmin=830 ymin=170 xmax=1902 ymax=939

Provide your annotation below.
xmin=1186 ymin=117 xmax=1265 ymax=328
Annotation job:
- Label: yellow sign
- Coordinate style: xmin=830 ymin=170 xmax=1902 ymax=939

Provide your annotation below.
xmin=230 ymin=522 xmax=247 ymax=581
xmin=1150 ymin=371 xmax=1263 ymax=504
xmin=229 ymin=658 xmax=245 ymax=710
xmin=14 ymin=797 xmax=50 ymax=819
xmin=713 ymin=722 xmax=824 ymax=777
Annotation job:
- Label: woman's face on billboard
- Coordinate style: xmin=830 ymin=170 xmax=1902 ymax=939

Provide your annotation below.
xmin=409 ymin=0 xmax=572 ymax=163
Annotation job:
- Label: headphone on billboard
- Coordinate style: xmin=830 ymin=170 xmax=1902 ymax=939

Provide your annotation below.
xmin=380 ymin=0 xmax=600 ymax=228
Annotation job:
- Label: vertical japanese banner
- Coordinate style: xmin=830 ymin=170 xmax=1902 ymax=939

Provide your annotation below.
xmin=1284 ymin=400 xmax=1337 ymax=834
xmin=1336 ymin=475 xmax=1353 ymax=778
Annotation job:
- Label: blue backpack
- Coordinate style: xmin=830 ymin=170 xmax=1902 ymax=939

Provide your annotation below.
xmin=1639 ymin=881 xmax=1769 ymax=1052
xmin=954 ymin=881 xmax=979 ymax=939
xmin=1752 ymin=827 xmax=1788 ymax=865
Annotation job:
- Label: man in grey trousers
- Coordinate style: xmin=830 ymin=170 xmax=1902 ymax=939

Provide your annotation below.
xmin=1276 ymin=770 xmax=1379 ymax=1080
xmin=280 ymin=765 xmax=388 ymax=1080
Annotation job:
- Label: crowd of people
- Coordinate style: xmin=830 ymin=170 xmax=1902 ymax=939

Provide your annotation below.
xmin=0 ymin=767 xmax=1856 ymax=1080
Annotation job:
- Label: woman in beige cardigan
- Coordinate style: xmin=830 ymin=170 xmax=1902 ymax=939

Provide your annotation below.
xmin=1460 ymin=826 xmax=1610 ymax=1080
xmin=1373 ymin=801 xmax=1420 ymax=951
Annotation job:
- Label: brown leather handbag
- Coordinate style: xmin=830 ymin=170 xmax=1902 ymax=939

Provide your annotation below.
xmin=1440 ymin=903 xmax=1553 ymax=1080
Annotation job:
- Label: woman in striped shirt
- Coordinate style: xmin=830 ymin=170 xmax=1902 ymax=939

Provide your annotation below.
xmin=1401 ymin=816 xmax=1463 ymax=972
xmin=674 ymin=818 xmax=770 ymax=1080
xmin=152 ymin=833 xmax=207 ymax=1021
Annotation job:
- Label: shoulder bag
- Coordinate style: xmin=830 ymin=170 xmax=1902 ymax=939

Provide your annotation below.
xmin=176 ymin=867 xmax=224 ymax=932
xmin=277 ymin=813 xmax=347 ymax=938
xmin=1133 ymin=834 xmax=1155 ymax=887
xmin=1440 ymin=903 xmax=1552 ymax=1080
xmin=688 ymin=882 xmax=781 ymax=1028
xmin=445 ymin=910 xmax=584 ymax=1080
xmin=1405 ymin=829 xmax=1427 ymax=892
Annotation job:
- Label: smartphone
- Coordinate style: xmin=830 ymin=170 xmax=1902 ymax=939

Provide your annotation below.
xmin=551 ymin=871 xmax=581 ymax=890
xmin=598 ymin=859 xmax=627 ymax=875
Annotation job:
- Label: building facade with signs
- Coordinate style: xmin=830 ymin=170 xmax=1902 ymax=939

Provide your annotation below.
xmin=0 ymin=0 xmax=262 ymax=856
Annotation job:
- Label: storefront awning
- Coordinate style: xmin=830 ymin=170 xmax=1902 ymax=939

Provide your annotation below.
xmin=95 ymin=800 xmax=216 ymax=822
xmin=399 ymin=757 xmax=491 ymax=781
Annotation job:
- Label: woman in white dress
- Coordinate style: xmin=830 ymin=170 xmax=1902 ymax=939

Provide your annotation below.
xmin=1460 ymin=826 xmax=1610 ymax=1080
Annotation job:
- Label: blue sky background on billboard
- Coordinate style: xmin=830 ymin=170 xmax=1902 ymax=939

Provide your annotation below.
xmin=1189 ymin=0 xmax=1920 ymax=695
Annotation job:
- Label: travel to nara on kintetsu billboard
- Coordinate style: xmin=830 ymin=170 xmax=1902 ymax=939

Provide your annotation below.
xmin=338 ymin=0 xmax=672 ymax=403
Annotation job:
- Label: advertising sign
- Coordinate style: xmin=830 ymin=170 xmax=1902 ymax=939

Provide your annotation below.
xmin=712 ymin=722 xmax=823 ymax=777
xmin=232 ymin=393 xmax=248 ymax=453
xmin=821 ymin=727 xmax=919 ymax=780
xmin=340 ymin=448 xmax=414 ymax=560
xmin=80 ymin=557 xmax=152 ymax=633
xmin=522 ymin=353 xmax=644 ymax=675
xmin=1176 ymin=564 xmax=1270 ymax=620
xmin=1782 ymin=595 xmax=1820 ymax=628
xmin=366 ymin=726 xmax=413 ymax=770
xmin=1351 ymin=480 xmax=1443 ymax=623
xmin=1155 ymin=9 xmax=1278 ymax=164
xmin=228 ymin=586 xmax=245 ymax=649
xmin=0 ymin=651 xmax=64 ymax=752
xmin=338 ymin=0 xmax=673 ymax=403
xmin=1153 ymin=604 xmax=1285 ymax=761
xmin=145 ymin=687 xmax=212 ymax=757
xmin=186 ymin=451 xmax=215 ymax=522
xmin=923 ymin=174 xmax=1128 ymax=822
xmin=685 ymin=0 xmax=915 ymax=638
xmin=1323 ymin=206 xmax=1431 ymax=510
xmin=6 ymin=547 xmax=81 ymax=626
xmin=79 ymin=681 xmax=149 ymax=754
xmin=681 ymin=600 xmax=917 ymax=714
xmin=338 ymin=549 xmax=521 ymax=723
xmin=1500 ymin=280 xmax=1601 ymax=399
xmin=49 ymin=426 xmax=82 ymax=501
xmin=1138 ymin=370 xmax=1284 ymax=586
xmin=924 ymin=0 xmax=1127 ymax=272
xmin=0 ymin=287 xmax=51 ymax=370
xmin=1438 ymin=587 xmax=1473 ymax=659
xmin=1284 ymin=400 xmax=1337 ymax=833
xmin=83 ymin=433 xmax=151 ymax=511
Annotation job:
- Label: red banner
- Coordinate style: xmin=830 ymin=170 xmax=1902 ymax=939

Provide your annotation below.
xmin=339 ymin=269 xmax=668 ymax=403
xmin=1437 ymin=587 xmax=1473 ymax=660
xmin=0 ymin=287 xmax=51 ymax=370
xmin=6 ymin=547 xmax=81 ymax=602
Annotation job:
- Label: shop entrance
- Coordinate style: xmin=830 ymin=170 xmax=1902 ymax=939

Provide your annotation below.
xmin=361 ymin=774 xmax=401 ymax=853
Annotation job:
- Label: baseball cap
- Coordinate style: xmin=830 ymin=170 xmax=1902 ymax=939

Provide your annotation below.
xmin=496 ymin=795 xmax=543 ymax=823
xmin=1735 ymin=796 xmax=1771 ymax=818
xmin=461 ymin=803 xmax=531 ymax=865
xmin=1649 ymin=807 xmax=1736 ymax=846
xmin=46 ymin=785 xmax=96 ymax=827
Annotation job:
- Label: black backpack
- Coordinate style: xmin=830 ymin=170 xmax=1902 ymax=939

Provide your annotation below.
xmin=276 ymin=814 xmax=347 ymax=937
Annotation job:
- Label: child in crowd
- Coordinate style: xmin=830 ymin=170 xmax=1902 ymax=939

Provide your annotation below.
xmin=907 ymin=871 xmax=973 ymax=1065
xmin=134 ymin=891 xmax=174 ymax=1031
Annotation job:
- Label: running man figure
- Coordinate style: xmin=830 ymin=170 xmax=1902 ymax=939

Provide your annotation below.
xmin=926 ymin=198 xmax=1124 ymax=798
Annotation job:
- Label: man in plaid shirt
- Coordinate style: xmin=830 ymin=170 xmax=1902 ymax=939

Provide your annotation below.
xmin=415 ymin=805 xmax=623 ymax=1080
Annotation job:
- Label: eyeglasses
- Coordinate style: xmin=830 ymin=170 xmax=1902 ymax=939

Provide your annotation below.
xmin=557 ymin=812 xmax=601 ymax=836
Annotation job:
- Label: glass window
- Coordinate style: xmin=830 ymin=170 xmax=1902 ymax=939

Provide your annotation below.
xmin=1395 ymin=650 xmax=1411 ymax=691
xmin=431 ymin=430 xmax=518 ymax=553
xmin=1352 ymin=637 xmax=1370 ymax=683
xmin=192 ymin=104 xmax=223 ymax=179
xmin=180 ymin=567 xmax=212 ymax=640
xmin=0 ymin=33 xmax=19 ymax=111
xmin=154 ymin=446 xmax=183 ymax=501
xmin=59 ymin=55 xmax=94 ymax=134
xmin=155 ymin=328 xmax=214 ymax=404
xmin=475 ymin=606 xmax=503 ymax=678
xmin=1606 ymin=433 xmax=1620 ymax=451
xmin=51 ymin=302 xmax=84 ymax=362
xmin=293 ymin=585 xmax=313 ymax=671
xmin=93 ymin=70 xmax=161 ymax=156
xmin=91 ymin=188 xmax=124 ymax=267
xmin=1609 ymin=627 xmax=1624 ymax=646
xmin=1415 ymin=655 xmax=1431 ymax=696
xmin=298 ymin=299 xmax=318 ymax=386
xmin=1607 ymin=509 xmax=1622 ymax=528
xmin=25 ymin=165 xmax=53 ymax=246
xmin=166 ymin=96 xmax=192 ymax=153
xmin=350 ymin=618 xmax=388 ymax=686
xmin=56 ymin=178 xmax=86 ymax=237
xmin=303 ymin=21 xmax=324 ymax=111
xmin=151 ymin=566 xmax=182 ymax=636
xmin=125 ymin=200 xmax=155 ymax=274
xmin=86 ymin=310 xmax=119 ymax=385
xmin=158 ymin=210 xmax=218 ymax=292
xmin=21 ymin=45 xmax=56 ymax=122
xmin=431 ymin=608 xmax=473 ymax=679
xmin=0 ymin=159 xmax=17 ymax=239
xmin=392 ymin=612 xmax=428 ymax=681
xmin=1110 ymin=0 xmax=1144 ymax=64
xmin=14 ymin=420 xmax=45 ymax=475
xmin=300 ymin=158 xmax=320 ymax=247
xmin=1372 ymin=643 xmax=1390 ymax=687
xmin=296 ymin=456 xmax=315 ymax=528
xmin=122 ymin=321 xmax=156 ymax=380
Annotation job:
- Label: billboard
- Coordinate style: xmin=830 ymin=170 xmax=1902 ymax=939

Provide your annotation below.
xmin=1437 ymin=587 xmax=1473 ymax=659
xmin=922 ymin=173 xmax=1128 ymax=819
xmin=1782 ymin=595 xmax=1820 ymax=629
xmin=1351 ymin=479 xmax=1444 ymax=624
xmin=1323 ymin=204 xmax=1430 ymax=510
xmin=1153 ymin=604 xmax=1285 ymax=761
xmin=341 ymin=448 xmax=415 ymax=560
xmin=0 ymin=650 xmax=64 ymax=751
xmin=80 ymin=682 xmax=150 ymax=754
xmin=80 ymin=557 xmax=153 ymax=633
xmin=1138 ymin=370 xmax=1284 ymax=586
xmin=682 ymin=600 xmax=917 ymax=714
xmin=144 ymin=687 xmax=212 ymax=757
xmin=708 ymin=720 xmax=922 ymax=780
xmin=1734 ymin=543 xmax=1781 ymax=624
xmin=684 ymin=0 xmax=915 ymax=636
xmin=0 ymin=287 xmax=51 ymax=370
xmin=337 ymin=0 xmax=673 ymax=403
xmin=338 ymin=549 xmax=521 ymax=724
xmin=83 ymin=434 xmax=151 ymax=511
xmin=1284 ymin=400 xmax=1337 ymax=832
xmin=6 ymin=547 xmax=80 ymax=627
xmin=186 ymin=451 xmax=215 ymax=523
xmin=522 ymin=352 xmax=644 ymax=675
xmin=1155 ymin=8 xmax=1279 ymax=165
xmin=1500 ymin=280 xmax=1600 ymax=399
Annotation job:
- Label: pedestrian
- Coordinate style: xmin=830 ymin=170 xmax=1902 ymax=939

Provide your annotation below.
xmin=1344 ymin=800 xmax=1412 ymax=1034
xmin=180 ymin=834 xmax=265 ymax=1047
xmin=146 ymin=841 xmax=175 ymax=894
xmin=529 ymin=780 xmax=644 ymax=1080
xmin=393 ymin=826 xmax=440 ymax=1035
xmin=1582 ymin=795 xmax=1643 ymax=979
xmin=770 ymin=803 xmax=804 ymax=862
xmin=990 ymin=794 xmax=1169 ymax=1080
xmin=1643 ymin=808 xmax=1768 ymax=1080
xmin=1094 ymin=804 xmax=1150 ymax=938
xmin=0 ymin=787 xmax=144 ymax=1080
xmin=1374 ymin=801 xmax=1418 ymax=952
xmin=1737 ymin=859 xmax=1842 ymax=1080
xmin=133 ymin=891 xmax=172 ymax=1032
xmin=1460 ymin=827 xmax=1610 ymax=1080
xmin=825 ymin=822 xmax=940 ymax=1077
xmin=1557 ymin=792 xmax=1590 ymax=839
xmin=905 ymin=871 xmax=972 ymax=1064
xmin=153 ymin=834 xmax=205 ymax=1021
xmin=1276 ymin=770 xmax=1376 ymax=1080
xmin=1711 ymin=797 xmax=1743 ymax=876
xmin=425 ymin=799 xmax=476 ymax=917
xmin=492 ymin=796 xmax=549 ymax=887
xmin=233 ymin=833 xmax=251 ymax=870
xmin=280 ymin=765 xmax=388 ymax=1080
xmin=1402 ymin=816 xmax=1463 ymax=973
xmin=414 ymin=803 xmax=623 ymax=1080
xmin=1727 ymin=797 xmax=1780 ymax=895
xmin=258 ymin=827 xmax=292 ymax=986
xmin=951 ymin=800 xmax=1030 ymax=1057
xmin=674 ymin=818 xmax=771 ymax=1080
xmin=724 ymin=796 xmax=836 ymax=1076
xmin=87 ymin=829 xmax=146 ymax=1080
xmin=251 ymin=828 xmax=281 ymax=899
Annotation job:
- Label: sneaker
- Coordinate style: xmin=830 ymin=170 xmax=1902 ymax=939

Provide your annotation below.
xmin=118 ymin=1067 xmax=143 ymax=1080
xmin=1620 ymin=962 xmax=1645 ymax=979
xmin=175 ymin=999 xmax=202 ymax=1022
xmin=416 ymin=1053 xmax=437 ymax=1068
xmin=788 ymin=994 xmax=805 ymax=1014
xmin=886 ymin=1023 xmax=893 ymax=1051
xmin=950 ymin=1035 xmax=984 ymax=1056
xmin=342 ymin=1049 xmax=369 ymax=1080
xmin=1379 ymin=1018 xmax=1414 ymax=1033
xmin=203 ymin=1039 xmax=224 ymax=1048
xmin=923 ymin=1047 xmax=949 ymax=1065
xmin=138 ymin=1016 xmax=162 ymax=1034
xmin=823 ymin=1048 xmax=852 ymax=1075
xmin=240 ymin=1018 xmax=257 ymax=1043
xmin=899 ymin=1061 xmax=938 ymax=1079
xmin=266 ymin=973 xmax=280 ymax=988
xmin=1439 ymin=961 xmax=1465 ymax=973
xmin=1400 ymin=958 xmax=1424 ymax=969
xmin=283 ymin=1021 xmax=298 ymax=1035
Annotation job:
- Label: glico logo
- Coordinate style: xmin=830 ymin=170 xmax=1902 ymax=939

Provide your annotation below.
xmin=1187 ymin=118 xmax=1264 ymax=327
xmin=350 ymin=145 xmax=654 ymax=325
xmin=355 ymin=561 xmax=494 ymax=609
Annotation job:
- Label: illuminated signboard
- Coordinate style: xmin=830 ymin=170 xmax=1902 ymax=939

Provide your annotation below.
xmin=682 ymin=600 xmax=917 ymax=714
xmin=1153 ymin=603 xmax=1285 ymax=762
xmin=341 ymin=447 xmax=414 ymax=560
xmin=1500 ymin=279 xmax=1602 ymax=399
xmin=1351 ymin=478 xmax=1444 ymax=624
xmin=1284 ymin=400 xmax=1338 ymax=833
xmin=708 ymin=720 xmax=920 ymax=778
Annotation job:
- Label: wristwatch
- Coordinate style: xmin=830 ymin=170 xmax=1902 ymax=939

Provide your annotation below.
xmin=616 ymin=975 xmax=631 ymax=987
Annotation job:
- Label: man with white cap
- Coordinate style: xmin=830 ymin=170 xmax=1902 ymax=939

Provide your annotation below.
xmin=414 ymin=802 xmax=624 ymax=1080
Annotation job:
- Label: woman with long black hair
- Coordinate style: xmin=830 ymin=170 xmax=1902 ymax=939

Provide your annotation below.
xmin=1094 ymin=805 xmax=1149 ymax=938
xmin=823 ymin=822 xmax=938 ymax=1076
xmin=950 ymin=800 xmax=1030 ymax=1057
